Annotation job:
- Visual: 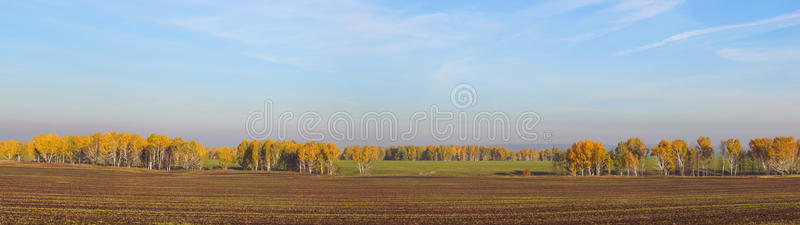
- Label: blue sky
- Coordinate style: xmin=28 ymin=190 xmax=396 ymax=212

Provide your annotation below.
xmin=1 ymin=0 xmax=800 ymax=147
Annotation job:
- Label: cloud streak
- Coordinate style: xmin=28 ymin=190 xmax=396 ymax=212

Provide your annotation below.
xmin=611 ymin=0 xmax=684 ymax=24
xmin=247 ymin=53 xmax=332 ymax=73
xmin=716 ymin=48 xmax=800 ymax=62
xmin=561 ymin=0 xmax=684 ymax=43
xmin=619 ymin=10 xmax=800 ymax=55
xmin=524 ymin=0 xmax=611 ymax=17
xmin=168 ymin=1 xmax=493 ymax=54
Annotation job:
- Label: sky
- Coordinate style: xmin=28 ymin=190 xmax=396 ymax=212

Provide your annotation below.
xmin=1 ymin=0 xmax=800 ymax=147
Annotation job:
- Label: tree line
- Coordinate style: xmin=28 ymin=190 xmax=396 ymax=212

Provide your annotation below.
xmin=5 ymin=133 xmax=209 ymax=171
xmin=557 ymin=137 xmax=800 ymax=176
xmin=227 ymin=139 xmax=343 ymax=175
xmin=2 ymin=133 xmax=799 ymax=176
xmin=381 ymin=145 xmax=558 ymax=162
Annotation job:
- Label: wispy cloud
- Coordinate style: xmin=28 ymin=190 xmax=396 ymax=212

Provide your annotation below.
xmin=524 ymin=0 xmax=611 ymax=17
xmin=563 ymin=0 xmax=684 ymax=43
xmin=247 ymin=53 xmax=332 ymax=73
xmin=619 ymin=10 xmax=800 ymax=55
xmin=716 ymin=48 xmax=800 ymax=62
xmin=566 ymin=26 xmax=625 ymax=43
xmin=168 ymin=1 xmax=493 ymax=53
xmin=611 ymin=0 xmax=684 ymax=24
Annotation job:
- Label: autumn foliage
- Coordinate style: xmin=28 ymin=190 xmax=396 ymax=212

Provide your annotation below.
xmin=3 ymin=133 xmax=800 ymax=176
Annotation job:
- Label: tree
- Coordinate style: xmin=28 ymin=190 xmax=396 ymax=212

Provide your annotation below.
xmin=112 ymin=133 xmax=143 ymax=167
xmin=796 ymin=139 xmax=800 ymax=175
xmin=540 ymin=148 xmax=554 ymax=161
xmin=98 ymin=132 xmax=117 ymax=166
xmin=262 ymin=139 xmax=279 ymax=171
xmin=297 ymin=142 xmax=318 ymax=173
xmin=687 ymin=146 xmax=699 ymax=176
xmin=588 ymin=141 xmax=608 ymax=176
xmin=550 ymin=147 xmax=568 ymax=175
xmin=744 ymin=148 xmax=757 ymax=175
xmin=113 ymin=133 xmax=131 ymax=167
xmin=566 ymin=142 xmax=589 ymax=176
xmin=722 ymin=138 xmax=743 ymax=175
xmin=28 ymin=134 xmax=68 ymax=163
xmin=770 ymin=136 xmax=798 ymax=175
xmin=651 ymin=140 xmax=676 ymax=175
xmin=749 ymin=138 xmax=772 ymax=175
xmin=518 ymin=148 xmax=534 ymax=161
xmin=87 ymin=133 xmax=104 ymax=165
xmin=673 ymin=139 xmax=688 ymax=176
xmin=566 ymin=140 xmax=606 ymax=176
xmin=0 ymin=140 xmax=26 ymax=161
xmin=125 ymin=134 xmax=145 ymax=167
xmin=144 ymin=134 xmax=171 ymax=170
xmin=67 ymin=135 xmax=90 ymax=164
xmin=621 ymin=138 xmax=647 ymax=176
xmin=612 ymin=142 xmax=638 ymax=176
xmin=236 ymin=140 xmax=252 ymax=170
xmin=350 ymin=145 xmax=381 ymax=174
xmin=215 ymin=147 xmax=237 ymax=170
xmin=697 ymin=137 xmax=715 ymax=176
xmin=249 ymin=140 xmax=263 ymax=171
xmin=179 ymin=140 xmax=207 ymax=170
xmin=322 ymin=142 xmax=341 ymax=175
xmin=162 ymin=137 xmax=186 ymax=171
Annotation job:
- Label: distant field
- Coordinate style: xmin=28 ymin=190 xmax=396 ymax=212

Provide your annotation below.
xmin=206 ymin=158 xmax=672 ymax=176
xmin=1 ymin=162 xmax=799 ymax=224
xmin=336 ymin=160 xmax=556 ymax=176
xmin=337 ymin=159 xmax=677 ymax=176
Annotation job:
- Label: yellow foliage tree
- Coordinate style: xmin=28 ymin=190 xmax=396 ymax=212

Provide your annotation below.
xmin=178 ymin=140 xmax=207 ymax=170
xmin=29 ymin=134 xmax=68 ymax=163
xmin=749 ymin=138 xmax=773 ymax=174
xmin=262 ymin=139 xmax=278 ymax=172
xmin=567 ymin=140 xmax=606 ymax=176
xmin=651 ymin=140 xmax=676 ymax=175
xmin=696 ymin=137 xmax=715 ymax=176
xmin=613 ymin=139 xmax=641 ymax=176
xmin=321 ymin=142 xmax=341 ymax=175
xmin=67 ymin=135 xmax=90 ymax=164
xmin=350 ymin=145 xmax=381 ymax=174
xmin=99 ymin=132 xmax=117 ymax=166
xmin=298 ymin=142 xmax=319 ymax=173
xmin=673 ymin=139 xmax=688 ymax=176
xmin=125 ymin=134 xmax=145 ymax=167
xmin=216 ymin=147 xmax=237 ymax=170
xmin=249 ymin=140 xmax=263 ymax=171
xmin=612 ymin=137 xmax=647 ymax=176
xmin=0 ymin=140 xmax=26 ymax=161
xmin=145 ymin=134 xmax=171 ymax=170
xmin=722 ymin=138 xmax=743 ymax=175
xmin=770 ymin=136 xmax=797 ymax=175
